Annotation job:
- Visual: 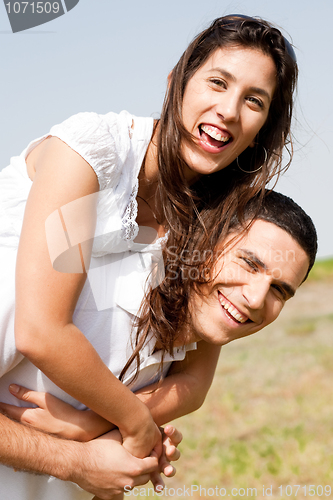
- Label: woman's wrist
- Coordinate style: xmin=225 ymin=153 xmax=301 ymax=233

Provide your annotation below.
xmin=120 ymin=403 xmax=153 ymax=438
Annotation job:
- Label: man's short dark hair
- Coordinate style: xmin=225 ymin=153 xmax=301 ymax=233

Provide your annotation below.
xmin=230 ymin=190 xmax=318 ymax=281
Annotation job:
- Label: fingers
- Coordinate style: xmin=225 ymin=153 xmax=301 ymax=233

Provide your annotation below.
xmin=158 ymin=449 xmax=176 ymax=478
xmin=161 ymin=463 xmax=176 ymax=478
xmin=0 ymin=401 xmax=28 ymax=421
xmin=164 ymin=425 xmax=183 ymax=446
xmin=8 ymin=385 xmax=46 ymax=407
xmin=149 ymin=471 xmax=165 ymax=492
xmin=165 ymin=444 xmax=180 ymax=462
xmin=129 ymin=456 xmax=161 ymax=490
xmin=162 ymin=426 xmax=181 ymax=462
xmin=140 ymin=455 xmax=160 ymax=474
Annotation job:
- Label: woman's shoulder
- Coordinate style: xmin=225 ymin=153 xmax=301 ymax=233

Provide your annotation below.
xmin=50 ymin=110 xmax=132 ymax=136
xmin=48 ymin=110 xmax=140 ymax=191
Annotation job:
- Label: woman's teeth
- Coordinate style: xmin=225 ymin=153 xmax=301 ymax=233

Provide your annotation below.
xmin=219 ymin=296 xmax=248 ymax=323
xmin=201 ymin=125 xmax=231 ymax=143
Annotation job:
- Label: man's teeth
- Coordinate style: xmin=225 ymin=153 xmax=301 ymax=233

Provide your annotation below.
xmin=201 ymin=125 xmax=230 ymax=143
xmin=219 ymin=297 xmax=247 ymax=323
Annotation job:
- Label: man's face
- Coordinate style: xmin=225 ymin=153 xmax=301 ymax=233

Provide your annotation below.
xmin=188 ymin=220 xmax=310 ymax=345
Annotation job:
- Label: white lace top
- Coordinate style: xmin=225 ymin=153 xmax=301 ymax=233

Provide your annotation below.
xmin=50 ymin=110 xmax=155 ymax=254
xmin=0 ymin=112 xmax=196 ymax=499
xmin=0 ymin=110 xmax=155 ymax=253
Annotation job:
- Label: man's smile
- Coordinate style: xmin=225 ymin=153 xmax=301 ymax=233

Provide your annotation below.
xmin=218 ymin=291 xmax=249 ymax=324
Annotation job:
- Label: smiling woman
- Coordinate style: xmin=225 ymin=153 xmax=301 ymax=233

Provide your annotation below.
xmin=181 ymin=46 xmax=277 ymax=179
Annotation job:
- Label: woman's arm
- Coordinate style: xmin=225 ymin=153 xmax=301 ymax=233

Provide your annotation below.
xmin=0 ymin=341 xmax=220 ymax=440
xmin=15 ymin=137 xmax=160 ymax=458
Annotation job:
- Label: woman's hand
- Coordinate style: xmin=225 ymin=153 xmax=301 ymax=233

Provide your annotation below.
xmin=0 ymin=385 xmax=182 ymax=473
xmin=0 ymin=384 xmax=114 ymax=441
xmin=121 ymin=415 xmax=162 ymax=460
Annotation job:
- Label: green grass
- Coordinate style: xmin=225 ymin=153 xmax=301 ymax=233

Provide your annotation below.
xmin=307 ymin=256 xmax=333 ymax=281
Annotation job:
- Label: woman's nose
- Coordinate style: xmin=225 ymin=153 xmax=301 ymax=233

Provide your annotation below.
xmin=216 ymin=93 xmax=241 ymax=122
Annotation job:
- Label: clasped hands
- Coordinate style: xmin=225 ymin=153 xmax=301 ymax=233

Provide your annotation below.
xmin=0 ymin=385 xmax=182 ymax=496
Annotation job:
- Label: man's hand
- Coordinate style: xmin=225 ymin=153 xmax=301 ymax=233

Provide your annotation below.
xmin=72 ymin=430 xmax=160 ymax=499
xmin=0 ymin=386 xmax=183 ymax=497
xmin=149 ymin=425 xmax=182 ymax=490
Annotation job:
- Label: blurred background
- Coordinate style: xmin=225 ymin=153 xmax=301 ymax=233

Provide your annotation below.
xmin=0 ymin=0 xmax=332 ymax=258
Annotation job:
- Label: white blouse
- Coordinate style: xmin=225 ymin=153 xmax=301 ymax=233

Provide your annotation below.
xmin=0 ymin=111 xmax=196 ymax=500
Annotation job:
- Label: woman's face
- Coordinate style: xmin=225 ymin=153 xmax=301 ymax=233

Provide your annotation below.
xmin=181 ymin=45 xmax=277 ymax=181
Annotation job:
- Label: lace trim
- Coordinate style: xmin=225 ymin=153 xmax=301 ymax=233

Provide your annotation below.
xmin=121 ymin=179 xmax=139 ymax=242
xmin=120 ymin=179 xmax=169 ymax=250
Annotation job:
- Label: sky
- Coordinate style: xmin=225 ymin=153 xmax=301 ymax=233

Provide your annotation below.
xmin=0 ymin=0 xmax=332 ymax=258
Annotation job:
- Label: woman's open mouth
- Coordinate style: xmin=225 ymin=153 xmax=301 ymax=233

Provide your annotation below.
xmin=198 ymin=124 xmax=233 ymax=152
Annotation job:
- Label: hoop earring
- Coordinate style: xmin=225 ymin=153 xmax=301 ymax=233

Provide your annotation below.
xmin=236 ymin=146 xmax=268 ymax=174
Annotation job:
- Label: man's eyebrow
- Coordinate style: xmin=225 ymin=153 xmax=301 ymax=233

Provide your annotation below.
xmin=209 ymin=67 xmax=272 ymax=101
xmin=239 ymin=249 xmax=296 ymax=299
xmin=239 ymin=249 xmax=267 ymax=270
xmin=279 ymin=283 xmax=296 ymax=299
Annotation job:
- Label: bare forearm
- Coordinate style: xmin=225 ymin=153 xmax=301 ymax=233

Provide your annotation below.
xmin=0 ymin=412 xmax=159 ymax=498
xmin=136 ymin=373 xmax=203 ymax=427
xmin=0 ymin=411 xmax=79 ymax=480
xmin=18 ymin=322 xmax=151 ymax=434
xmin=136 ymin=342 xmax=221 ymax=426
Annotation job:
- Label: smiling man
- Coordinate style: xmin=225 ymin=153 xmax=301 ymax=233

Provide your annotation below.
xmin=188 ymin=218 xmax=310 ymax=346
xmin=167 ymin=190 xmax=317 ymax=349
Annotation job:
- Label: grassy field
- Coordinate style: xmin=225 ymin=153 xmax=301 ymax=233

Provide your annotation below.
xmin=307 ymin=258 xmax=333 ymax=282
xmin=136 ymin=258 xmax=333 ymax=500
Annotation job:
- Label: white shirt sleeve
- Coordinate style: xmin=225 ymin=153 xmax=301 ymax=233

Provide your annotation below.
xmin=49 ymin=111 xmax=130 ymax=191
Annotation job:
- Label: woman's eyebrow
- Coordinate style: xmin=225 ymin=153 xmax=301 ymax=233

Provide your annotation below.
xmin=209 ymin=67 xmax=272 ymax=100
xmin=210 ymin=67 xmax=236 ymax=82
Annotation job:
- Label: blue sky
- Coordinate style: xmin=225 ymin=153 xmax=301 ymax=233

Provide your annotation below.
xmin=1 ymin=0 xmax=332 ymax=257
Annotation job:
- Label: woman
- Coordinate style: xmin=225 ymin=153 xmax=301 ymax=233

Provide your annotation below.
xmin=0 ymin=13 xmax=297 ymax=498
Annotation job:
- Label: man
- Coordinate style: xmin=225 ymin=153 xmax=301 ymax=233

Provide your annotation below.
xmin=0 ymin=191 xmax=317 ymax=499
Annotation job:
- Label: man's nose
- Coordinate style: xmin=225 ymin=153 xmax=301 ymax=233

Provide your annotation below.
xmin=243 ymin=275 xmax=271 ymax=310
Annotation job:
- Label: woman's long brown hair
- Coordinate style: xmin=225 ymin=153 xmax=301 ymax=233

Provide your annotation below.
xmin=119 ymin=15 xmax=298 ymax=383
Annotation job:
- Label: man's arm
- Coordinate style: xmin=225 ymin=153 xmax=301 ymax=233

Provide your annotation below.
xmin=0 ymin=341 xmax=220 ymax=440
xmin=0 ymin=412 xmax=159 ymax=500
xmin=137 ymin=341 xmax=221 ymax=426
